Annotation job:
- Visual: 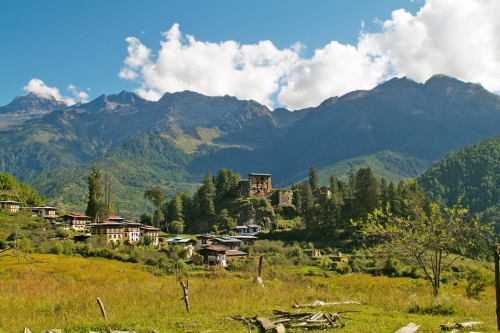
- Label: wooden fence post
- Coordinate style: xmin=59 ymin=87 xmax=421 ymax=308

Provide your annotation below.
xmin=96 ymin=298 xmax=108 ymax=321
xmin=180 ymin=280 xmax=190 ymax=313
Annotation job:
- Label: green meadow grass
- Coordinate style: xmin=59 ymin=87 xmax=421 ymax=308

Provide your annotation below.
xmin=0 ymin=253 xmax=496 ymax=333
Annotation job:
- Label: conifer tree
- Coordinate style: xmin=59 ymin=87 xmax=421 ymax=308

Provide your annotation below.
xmin=198 ymin=169 xmax=216 ymax=218
xmin=86 ymin=166 xmax=104 ymax=223
xmin=309 ymin=166 xmax=319 ymax=191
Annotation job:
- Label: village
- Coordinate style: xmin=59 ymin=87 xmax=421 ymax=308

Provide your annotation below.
xmin=0 ymin=173 xmax=335 ymax=268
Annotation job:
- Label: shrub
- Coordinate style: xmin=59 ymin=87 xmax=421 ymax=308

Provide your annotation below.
xmin=466 ymin=267 xmax=494 ymax=299
xmin=51 ymin=242 xmax=63 ymax=255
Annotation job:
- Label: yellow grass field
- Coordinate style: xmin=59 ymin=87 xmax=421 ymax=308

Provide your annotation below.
xmin=0 ymin=253 xmax=497 ymax=333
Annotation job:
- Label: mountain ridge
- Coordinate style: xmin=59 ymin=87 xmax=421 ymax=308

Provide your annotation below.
xmin=2 ymin=75 xmax=500 ymax=217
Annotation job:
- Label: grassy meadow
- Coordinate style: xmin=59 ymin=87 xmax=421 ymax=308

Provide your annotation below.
xmin=0 ymin=252 xmax=497 ymax=333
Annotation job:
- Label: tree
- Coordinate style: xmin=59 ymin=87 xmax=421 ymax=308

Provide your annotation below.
xmin=140 ymin=212 xmax=153 ymax=226
xmin=353 ymin=167 xmax=380 ymax=221
xmin=86 ymin=166 xmax=104 ymax=223
xmin=309 ymin=166 xmax=319 ymax=191
xmin=170 ymin=221 xmax=185 ymax=235
xmin=358 ymin=202 xmax=489 ymax=296
xmin=300 ymin=182 xmax=315 ymax=229
xmin=144 ymin=186 xmax=167 ymax=229
xmin=197 ymin=170 xmax=216 ymax=218
xmin=166 ymin=193 xmax=184 ymax=224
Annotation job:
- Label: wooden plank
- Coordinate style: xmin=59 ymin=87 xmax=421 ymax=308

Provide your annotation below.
xmin=257 ymin=317 xmax=277 ymax=330
xmin=394 ymin=323 xmax=420 ymax=333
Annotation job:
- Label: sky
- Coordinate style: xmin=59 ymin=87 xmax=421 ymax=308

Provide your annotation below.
xmin=1 ymin=0 xmax=500 ymax=110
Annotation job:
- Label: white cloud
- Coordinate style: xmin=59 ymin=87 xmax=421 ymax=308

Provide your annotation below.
xmin=120 ymin=0 xmax=500 ymax=110
xmin=23 ymin=79 xmax=89 ymax=105
xmin=67 ymin=84 xmax=90 ymax=104
xmin=362 ymin=0 xmax=500 ymax=93
xmin=119 ymin=23 xmax=302 ymax=108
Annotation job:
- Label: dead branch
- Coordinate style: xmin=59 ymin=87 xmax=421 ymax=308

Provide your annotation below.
xmin=180 ymin=280 xmax=190 ymax=313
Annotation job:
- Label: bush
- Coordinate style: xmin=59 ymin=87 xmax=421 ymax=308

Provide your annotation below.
xmin=466 ymin=267 xmax=494 ymax=299
xmin=51 ymin=242 xmax=63 ymax=255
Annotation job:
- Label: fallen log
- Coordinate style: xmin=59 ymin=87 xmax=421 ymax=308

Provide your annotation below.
xmin=439 ymin=321 xmax=484 ymax=330
xmin=293 ymin=300 xmax=361 ymax=308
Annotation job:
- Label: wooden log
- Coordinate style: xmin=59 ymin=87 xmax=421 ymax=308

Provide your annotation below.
xmin=394 ymin=322 xmax=420 ymax=333
xmin=294 ymin=300 xmax=361 ymax=308
xmin=257 ymin=317 xmax=277 ymax=330
xmin=309 ymin=311 xmax=323 ymax=321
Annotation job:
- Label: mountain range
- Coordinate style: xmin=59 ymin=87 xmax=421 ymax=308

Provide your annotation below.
xmin=2 ymin=74 xmax=500 ymax=218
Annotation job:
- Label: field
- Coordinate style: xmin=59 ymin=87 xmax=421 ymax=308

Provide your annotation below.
xmin=0 ymin=252 xmax=496 ymax=333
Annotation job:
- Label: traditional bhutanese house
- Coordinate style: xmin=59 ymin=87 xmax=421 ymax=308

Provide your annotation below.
xmin=233 ymin=235 xmax=258 ymax=245
xmin=30 ymin=206 xmax=58 ymax=221
xmin=88 ymin=221 xmax=124 ymax=244
xmin=140 ymin=226 xmax=160 ymax=245
xmin=166 ymin=237 xmax=196 ymax=258
xmin=196 ymin=234 xmax=215 ymax=247
xmin=0 ymin=200 xmax=22 ymax=213
xmin=212 ymin=236 xmax=242 ymax=250
xmin=198 ymin=246 xmax=228 ymax=266
xmin=234 ymin=224 xmax=262 ymax=235
xmin=61 ymin=213 xmax=91 ymax=231
xmin=122 ymin=220 xmax=142 ymax=243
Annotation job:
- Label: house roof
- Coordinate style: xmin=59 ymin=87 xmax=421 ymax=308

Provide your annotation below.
xmin=201 ymin=246 xmax=228 ymax=253
xmin=141 ymin=225 xmax=160 ymax=231
xmin=0 ymin=200 xmax=22 ymax=204
xmin=233 ymin=235 xmax=258 ymax=240
xmin=88 ymin=221 xmax=125 ymax=227
xmin=108 ymin=215 xmax=125 ymax=220
xmin=214 ymin=237 xmax=242 ymax=243
xmin=63 ymin=213 xmax=90 ymax=218
xmin=226 ymin=250 xmax=247 ymax=256
xmin=166 ymin=237 xmax=194 ymax=244
xmin=248 ymin=173 xmax=271 ymax=177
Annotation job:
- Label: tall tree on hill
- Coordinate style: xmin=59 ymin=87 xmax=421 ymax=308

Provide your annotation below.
xmin=309 ymin=166 xmax=319 ymax=192
xmin=329 ymin=175 xmax=344 ymax=205
xmin=144 ymin=186 xmax=167 ymax=229
xmin=300 ymin=181 xmax=315 ymax=230
xmin=86 ymin=166 xmax=104 ymax=223
xmin=215 ymin=168 xmax=240 ymax=202
xmin=166 ymin=193 xmax=184 ymax=225
xmin=353 ymin=167 xmax=381 ymax=221
xmin=197 ymin=170 xmax=216 ymax=219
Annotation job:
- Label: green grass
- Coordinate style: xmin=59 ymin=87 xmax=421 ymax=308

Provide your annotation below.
xmin=0 ymin=253 xmax=497 ymax=333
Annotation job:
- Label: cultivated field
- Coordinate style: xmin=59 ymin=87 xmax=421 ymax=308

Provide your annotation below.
xmin=0 ymin=253 xmax=496 ymax=333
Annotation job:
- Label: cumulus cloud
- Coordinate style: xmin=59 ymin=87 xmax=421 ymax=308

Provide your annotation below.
xmin=120 ymin=0 xmax=500 ymax=110
xmin=362 ymin=0 xmax=500 ymax=92
xmin=23 ymin=79 xmax=89 ymax=105
xmin=119 ymin=23 xmax=302 ymax=108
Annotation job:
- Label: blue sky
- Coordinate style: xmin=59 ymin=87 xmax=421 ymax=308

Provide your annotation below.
xmin=1 ymin=0 xmax=499 ymax=110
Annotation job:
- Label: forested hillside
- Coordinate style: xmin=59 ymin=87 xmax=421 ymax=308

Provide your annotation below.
xmin=418 ymin=136 xmax=500 ymax=224
xmin=0 ymin=172 xmax=46 ymax=206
